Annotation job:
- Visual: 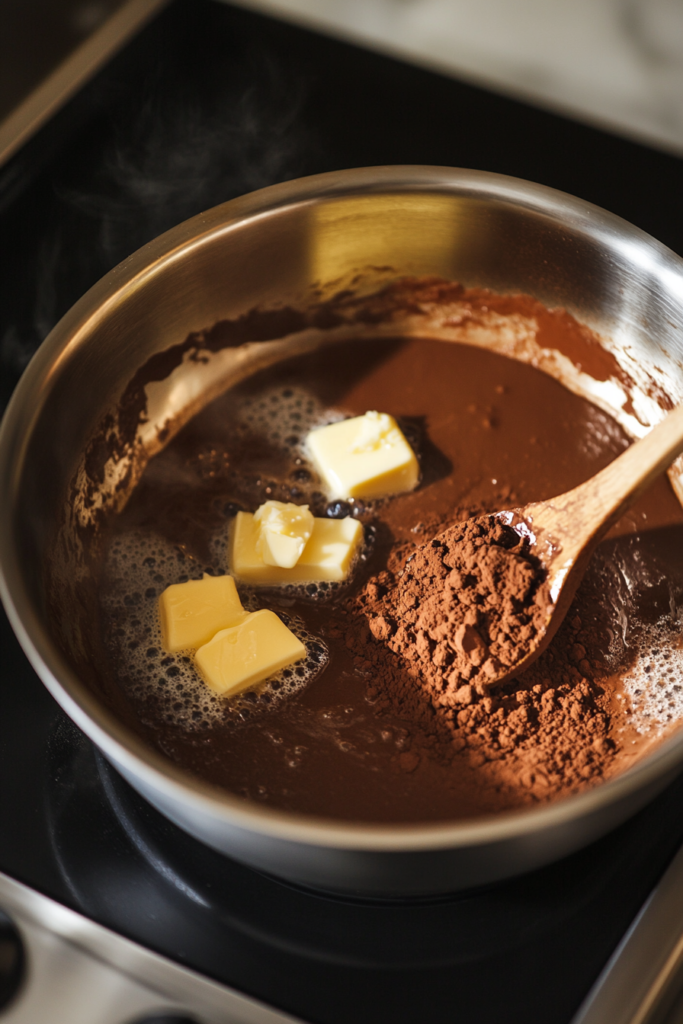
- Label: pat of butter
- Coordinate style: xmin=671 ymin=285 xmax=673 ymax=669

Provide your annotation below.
xmin=159 ymin=573 xmax=246 ymax=652
xmin=195 ymin=609 xmax=306 ymax=696
xmin=230 ymin=511 xmax=363 ymax=584
xmin=306 ymin=411 xmax=419 ymax=499
xmin=253 ymin=500 xmax=314 ymax=568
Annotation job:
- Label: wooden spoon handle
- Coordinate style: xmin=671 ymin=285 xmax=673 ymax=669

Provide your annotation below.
xmin=530 ymin=402 xmax=683 ymax=556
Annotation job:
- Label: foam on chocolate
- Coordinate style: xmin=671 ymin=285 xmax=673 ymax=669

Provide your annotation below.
xmin=102 ymin=531 xmax=329 ymax=731
xmin=231 ymin=383 xmax=343 ymax=464
xmin=619 ymin=619 xmax=683 ymax=733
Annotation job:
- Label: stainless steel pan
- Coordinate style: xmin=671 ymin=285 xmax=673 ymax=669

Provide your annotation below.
xmin=3 ymin=166 xmax=683 ymax=896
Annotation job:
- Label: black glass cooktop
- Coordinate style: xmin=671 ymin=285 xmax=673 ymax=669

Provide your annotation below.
xmin=2 ymin=3 xmax=683 ymax=1022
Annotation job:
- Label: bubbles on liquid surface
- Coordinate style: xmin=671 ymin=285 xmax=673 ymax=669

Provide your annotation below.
xmin=99 ymin=383 xmax=379 ymax=730
xmin=619 ymin=617 xmax=683 ymax=733
xmin=231 ymin=384 xmax=344 ymax=462
xmin=101 ymin=531 xmax=329 ymax=732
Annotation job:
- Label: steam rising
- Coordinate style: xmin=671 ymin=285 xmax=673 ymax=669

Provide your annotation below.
xmin=0 ymin=32 xmax=310 ymax=411
xmin=65 ymin=55 xmax=307 ymax=266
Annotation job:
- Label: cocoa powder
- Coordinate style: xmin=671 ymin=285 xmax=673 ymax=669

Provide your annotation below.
xmin=348 ymin=514 xmax=618 ymax=804
xmin=367 ymin=516 xmax=550 ymax=701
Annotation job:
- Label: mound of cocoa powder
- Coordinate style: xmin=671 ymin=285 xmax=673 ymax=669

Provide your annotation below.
xmin=347 ymin=516 xmax=617 ymax=803
xmin=365 ymin=516 xmax=550 ymax=702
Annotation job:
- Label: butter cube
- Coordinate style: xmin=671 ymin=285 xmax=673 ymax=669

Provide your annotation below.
xmin=253 ymin=500 xmax=314 ymax=568
xmin=195 ymin=609 xmax=306 ymax=696
xmin=230 ymin=511 xmax=363 ymax=584
xmin=306 ymin=411 xmax=419 ymax=499
xmin=159 ymin=573 xmax=246 ymax=652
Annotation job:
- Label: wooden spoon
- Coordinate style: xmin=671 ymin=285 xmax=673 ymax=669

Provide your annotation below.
xmin=489 ymin=401 xmax=683 ymax=686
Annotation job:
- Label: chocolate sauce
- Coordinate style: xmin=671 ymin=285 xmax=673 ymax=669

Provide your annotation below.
xmin=97 ymin=335 xmax=683 ymax=823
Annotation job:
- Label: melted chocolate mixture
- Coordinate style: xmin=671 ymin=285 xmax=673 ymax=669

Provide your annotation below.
xmin=98 ymin=336 xmax=683 ymax=823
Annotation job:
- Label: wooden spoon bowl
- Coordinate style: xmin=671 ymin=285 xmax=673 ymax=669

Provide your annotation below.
xmin=489 ymin=402 xmax=683 ymax=686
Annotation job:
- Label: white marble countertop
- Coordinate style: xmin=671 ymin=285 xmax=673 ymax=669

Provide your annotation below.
xmin=227 ymin=0 xmax=683 ymax=156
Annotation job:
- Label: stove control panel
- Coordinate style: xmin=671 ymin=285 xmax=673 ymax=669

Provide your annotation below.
xmin=0 ymin=872 xmax=301 ymax=1024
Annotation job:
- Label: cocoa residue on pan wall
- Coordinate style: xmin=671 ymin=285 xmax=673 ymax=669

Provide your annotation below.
xmin=79 ymin=275 xmax=648 ymax=499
